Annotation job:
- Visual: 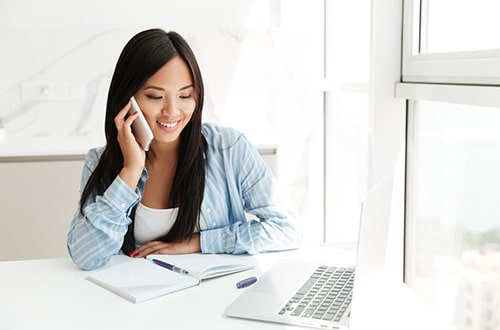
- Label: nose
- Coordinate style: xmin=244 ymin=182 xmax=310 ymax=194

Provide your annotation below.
xmin=161 ymin=98 xmax=179 ymax=115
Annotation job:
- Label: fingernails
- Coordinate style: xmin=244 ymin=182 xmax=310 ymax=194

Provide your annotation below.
xmin=129 ymin=251 xmax=139 ymax=258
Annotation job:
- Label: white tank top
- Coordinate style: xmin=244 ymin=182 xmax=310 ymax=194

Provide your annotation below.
xmin=134 ymin=203 xmax=207 ymax=247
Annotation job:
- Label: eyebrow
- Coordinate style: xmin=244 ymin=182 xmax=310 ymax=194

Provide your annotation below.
xmin=143 ymin=84 xmax=194 ymax=92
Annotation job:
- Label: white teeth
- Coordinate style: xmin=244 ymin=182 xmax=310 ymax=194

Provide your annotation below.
xmin=159 ymin=121 xmax=178 ymax=128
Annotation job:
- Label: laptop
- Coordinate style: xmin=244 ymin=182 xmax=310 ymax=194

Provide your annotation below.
xmin=225 ymin=259 xmax=355 ymax=329
xmin=224 ymin=171 xmax=395 ymax=330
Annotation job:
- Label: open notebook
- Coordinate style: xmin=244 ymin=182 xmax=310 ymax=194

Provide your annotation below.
xmin=87 ymin=253 xmax=254 ymax=303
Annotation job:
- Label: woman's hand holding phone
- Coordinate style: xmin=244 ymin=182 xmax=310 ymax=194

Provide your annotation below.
xmin=115 ymin=100 xmax=148 ymax=190
xmin=128 ymin=96 xmax=154 ymax=151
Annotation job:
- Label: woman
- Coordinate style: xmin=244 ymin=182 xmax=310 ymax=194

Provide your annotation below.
xmin=67 ymin=28 xmax=301 ymax=270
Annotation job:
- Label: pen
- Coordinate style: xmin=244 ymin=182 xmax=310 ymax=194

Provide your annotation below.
xmin=236 ymin=276 xmax=258 ymax=289
xmin=152 ymin=258 xmax=189 ymax=275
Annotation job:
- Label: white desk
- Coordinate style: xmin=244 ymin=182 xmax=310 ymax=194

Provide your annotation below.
xmin=0 ymin=244 xmax=356 ymax=330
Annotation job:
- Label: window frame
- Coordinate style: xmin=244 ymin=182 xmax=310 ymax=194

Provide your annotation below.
xmin=401 ymin=0 xmax=500 ymax=85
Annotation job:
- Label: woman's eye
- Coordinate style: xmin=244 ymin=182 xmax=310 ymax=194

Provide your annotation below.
xmin=146 ymin=95 xmax=163 ymax=100
xmin=179 ymin=94 xmax=192 ymax=99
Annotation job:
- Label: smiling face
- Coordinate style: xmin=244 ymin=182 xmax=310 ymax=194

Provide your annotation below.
xmin=134 ymin=56 xmax=196 ymax=148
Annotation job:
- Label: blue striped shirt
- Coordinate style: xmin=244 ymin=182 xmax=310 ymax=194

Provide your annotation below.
xmin=67 ymin=123 xmax=302 ymax=270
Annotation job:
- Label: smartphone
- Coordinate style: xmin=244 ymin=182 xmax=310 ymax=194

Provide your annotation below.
xmin=128 ymin=96 xmax=154 ymax=151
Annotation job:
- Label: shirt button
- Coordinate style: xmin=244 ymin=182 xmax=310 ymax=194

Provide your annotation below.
xmin=206 ymin=208 xmax=211 ymax=213
xmin=120 ymin=203 xmax=126 ymax=208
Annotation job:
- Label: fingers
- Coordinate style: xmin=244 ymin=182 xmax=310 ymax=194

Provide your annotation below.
xmin=114 ymin=100 xmax=143 ymax=155
xmin=115 ymin=101 xmax=146 ymax=188
xmin=129 ymin=235 xmax=201 ymax=258
xmin=129 ymin=241 xmax=171 ymax=258
xmin=114 ymin=101 xmax=137 ymax=132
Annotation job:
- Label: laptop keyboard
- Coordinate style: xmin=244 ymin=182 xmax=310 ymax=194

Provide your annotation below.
xmin=278 ymin=265 xmax=355 ymax=322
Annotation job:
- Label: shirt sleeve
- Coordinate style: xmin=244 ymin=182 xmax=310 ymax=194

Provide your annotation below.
xmin=200 ymin=130 xmax=302 ymax=254
xmin=66 ymin=149 xmax=140 ymax=270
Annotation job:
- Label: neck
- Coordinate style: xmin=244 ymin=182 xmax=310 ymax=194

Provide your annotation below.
xmin=146 ymin=141 xmax=179 ymax=167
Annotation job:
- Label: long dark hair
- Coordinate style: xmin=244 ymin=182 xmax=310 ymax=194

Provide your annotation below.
xmin=79 ymin=28 xmax=206 ymax=255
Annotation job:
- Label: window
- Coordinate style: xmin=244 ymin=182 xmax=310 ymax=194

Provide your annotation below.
xmin=400 ymin=1 xmax=500 ymax=329
xmin=405 ymin=101 xmax=500 ymax=327
xmin=419 ymin=0 xmax=500 ymax=53
xmin=402 ymin=0 xmax=500 ymax=84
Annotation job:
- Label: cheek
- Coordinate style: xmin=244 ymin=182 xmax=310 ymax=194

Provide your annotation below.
xmin=142 ymin=110 xmax=158 ymax=127
xmin=181 ymin=101 xmax=197 ymax=118
xmin=140 ymin=103 xmax=161 ymax=121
